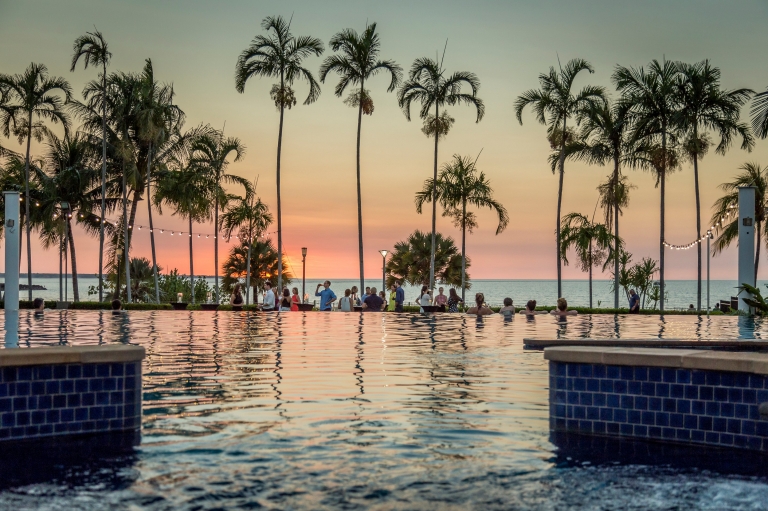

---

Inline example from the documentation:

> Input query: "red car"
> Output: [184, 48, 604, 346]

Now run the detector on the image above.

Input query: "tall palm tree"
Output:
[559, 212, 620, 308]
[567, 99, 632, 307]
[0, 63, 72, 299]
[235, 15, 324, 293]
[385, 230, 466, 288]
[71, 28, 111, 302]
[189, 130, 250, 301]
[154, 155, 211, 303]
[220, 185, 273, 304]
[397, 54, 484, 293]
[415, 154, 508, 301]
[614, 59, 680, 311]
[751, 85, 768, 139]
[674, 60, 754, 310]
[319, 22, 401, 296]
[514, 59, 603, 299]
[711, 162, 767, 283]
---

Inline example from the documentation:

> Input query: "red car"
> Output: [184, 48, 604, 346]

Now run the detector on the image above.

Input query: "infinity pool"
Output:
[1, 311, 767, 510]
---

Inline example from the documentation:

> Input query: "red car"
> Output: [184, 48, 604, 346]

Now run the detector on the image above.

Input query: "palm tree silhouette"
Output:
[235, 15, 324, 294]
[319, 22, 401, 296]
[515, 58, 603, 300]
[398, 51, 484, 293]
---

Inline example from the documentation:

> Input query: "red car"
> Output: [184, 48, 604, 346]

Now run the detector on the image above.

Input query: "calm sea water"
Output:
[15, 275, 761, 310]
[0, 310, 766, 509]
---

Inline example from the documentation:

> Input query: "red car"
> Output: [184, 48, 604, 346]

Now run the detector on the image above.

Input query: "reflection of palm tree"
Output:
[711, 162, 768, 282]
[71, 29, 112, 302]
[236, 15, 324, 293]
[398, 55, 484, 293]
[0, 63, 72, 300]
[515, 58, 603, 299]
[415, 154, 508, 302]
[320, 23, 401, 295]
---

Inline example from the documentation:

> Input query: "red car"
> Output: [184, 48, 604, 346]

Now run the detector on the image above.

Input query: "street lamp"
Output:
[115, 247, 123, 301]
[379, 249, 388, 293]
[60, 201, 70, 302]
[301, 247, 308, 303]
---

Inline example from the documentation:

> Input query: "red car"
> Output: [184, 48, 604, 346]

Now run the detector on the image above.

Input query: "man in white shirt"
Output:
[262, 281, 276, 312]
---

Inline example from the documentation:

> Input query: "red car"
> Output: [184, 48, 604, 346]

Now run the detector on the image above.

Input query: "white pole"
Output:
[738, 187, 756, 313]
[706, 231, 710, 316]
[4, 191, 20, 347]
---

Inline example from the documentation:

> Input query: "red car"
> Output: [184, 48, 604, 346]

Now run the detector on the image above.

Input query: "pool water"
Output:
[1, 310, 767, 510]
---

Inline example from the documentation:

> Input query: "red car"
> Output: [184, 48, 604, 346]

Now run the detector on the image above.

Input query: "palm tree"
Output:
[220, 185, 273, 304]
[0, 63, 72, 299]
[514, 58, 603, 299]
[560, 212, 620, 308]
[385, 230, 467, 288]
[319, 22, 401, 296]
[711, 162, 767, 283]
[235, 15, 324, 293]
[414, 154, 508, 301]
[154, 155, 211, 303]
[751, 85, 768, 139]
[71, 28, 112, 302]
[614, 59, 681, 311]
[397, 54, 484, 293]
[189, 131, 250, 302]
[674, 60, 754, 310]
[221, 238, 293, 298]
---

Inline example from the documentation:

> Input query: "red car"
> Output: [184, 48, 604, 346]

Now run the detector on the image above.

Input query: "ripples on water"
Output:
[0, 310, 767, 510]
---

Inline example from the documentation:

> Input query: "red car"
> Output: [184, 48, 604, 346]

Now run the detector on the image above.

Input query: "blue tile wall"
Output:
[0, 361, 141, 441]
[550, 361, 768, 451]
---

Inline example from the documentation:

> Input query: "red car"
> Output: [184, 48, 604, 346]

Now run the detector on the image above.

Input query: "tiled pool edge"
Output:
[0, 345, 144, 443]
[546, 347, 768, 452]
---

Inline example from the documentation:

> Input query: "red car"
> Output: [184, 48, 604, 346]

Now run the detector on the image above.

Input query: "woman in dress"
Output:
[279, 288, 292, 312]
[350, 286, 361, 307]
[447, 288, 463, 313]
[291, 287, 300, 311]
[338, 289, 354, 312]
[230, 284, 244, 311]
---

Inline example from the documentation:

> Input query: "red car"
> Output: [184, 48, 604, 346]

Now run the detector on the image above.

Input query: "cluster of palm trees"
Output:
[517, 58, 761, 311]
[0, 30, 267, 303]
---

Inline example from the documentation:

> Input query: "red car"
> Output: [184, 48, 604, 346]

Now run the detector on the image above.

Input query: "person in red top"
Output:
[290, 287, 300, 311]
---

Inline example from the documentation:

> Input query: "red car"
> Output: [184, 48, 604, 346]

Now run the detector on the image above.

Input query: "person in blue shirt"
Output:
[394, 281, 405, 312]
[315, 281, 337, 311]
[361, 286, 371, 305]
[629, 289, 640, 314]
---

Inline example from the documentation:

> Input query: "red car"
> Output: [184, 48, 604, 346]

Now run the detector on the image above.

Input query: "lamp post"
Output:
[379, 249, 388, 292]
[115, 247, 123, 301]
[301, 247, 307, 303]
[61, 201, 69, 302]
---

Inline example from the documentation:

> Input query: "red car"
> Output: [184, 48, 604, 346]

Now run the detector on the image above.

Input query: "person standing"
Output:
[279, 288, 292, 312]
[447, 288, 463, 313]
[388, 284, 397, 311]
[338, 289, 354, 312]
[434, 287, 448, 312]
[230, 283, 244, 311]
[315, 281, 337, 312]
[361, 286, 371, 304]
[262, 281, 276, 312]
[291, 287, 300, 311]
[362, 286, 384, 312]
[394, 281, 405, 312]
[351, 286, 361, 306]
[629, 289, 640, 314]
[418, 285, 431, 313]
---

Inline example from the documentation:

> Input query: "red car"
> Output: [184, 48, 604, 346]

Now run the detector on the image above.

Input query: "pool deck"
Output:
[526, 338, 768, 350]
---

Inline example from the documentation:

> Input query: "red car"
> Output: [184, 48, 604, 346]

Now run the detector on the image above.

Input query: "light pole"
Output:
[61, 201, 69, 302]
[116, 247, 123, 301]
[301, 247, 307, 303]
[707, 230, 711, 316]
[379, 249, 388, 293]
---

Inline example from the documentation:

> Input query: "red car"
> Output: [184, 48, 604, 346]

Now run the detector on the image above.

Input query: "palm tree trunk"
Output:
[613, 157, 620, 309]
[125, 167, 136, 303]
[693, 129, 702, 310]
[67, 217, 79, 302]
[356, 81, 365, 297]
[24, 114, 33, 301]
[189, 215, 195, 304]
[555, 119, 566, 300]
[429, 102, 439, 293]
[588, 242, 593, 309]
[461, 199, 467, 303]
[276, 71, 285, 294]
[755, 219, 761, 286]
[214, 194, 219, 302]
[98, 70, 107, 303]
[146, 143, 160, 303]
[245, 240, 252, 306]
[660, 130, 666, 312]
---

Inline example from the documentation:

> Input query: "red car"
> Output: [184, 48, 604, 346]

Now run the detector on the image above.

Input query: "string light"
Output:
[664, 205, 736, 250]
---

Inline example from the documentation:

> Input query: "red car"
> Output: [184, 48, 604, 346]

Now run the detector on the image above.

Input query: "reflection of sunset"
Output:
[0, 1, 766, 282]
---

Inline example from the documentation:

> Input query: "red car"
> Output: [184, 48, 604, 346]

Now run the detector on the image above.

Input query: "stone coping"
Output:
[0, 345, 145, 367]
[544, 346, 768, 375]
[526, 338, 768, 349]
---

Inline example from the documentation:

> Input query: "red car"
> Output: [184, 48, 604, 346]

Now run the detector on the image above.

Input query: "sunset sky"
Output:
[1, 0, 768, 280]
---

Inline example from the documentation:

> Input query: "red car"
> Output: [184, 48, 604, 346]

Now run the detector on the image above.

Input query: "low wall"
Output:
[546, 347, 768, 451]
[0, 345, 144, 443]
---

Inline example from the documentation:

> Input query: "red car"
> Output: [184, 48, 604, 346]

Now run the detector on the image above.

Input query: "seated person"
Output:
[520, 299, 546, 315]
[111, 299, 122, 311]
[466, 293, 494, 316]
[498, 297, 515, 318]
[550, 297, 578, 316]
[33, 297, 45, 312]
[362, 286, 384, 312]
